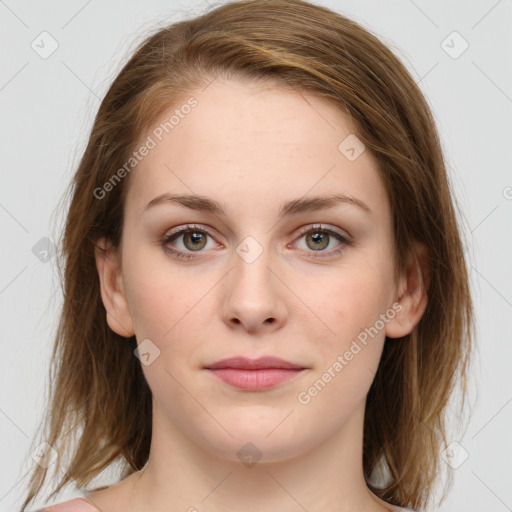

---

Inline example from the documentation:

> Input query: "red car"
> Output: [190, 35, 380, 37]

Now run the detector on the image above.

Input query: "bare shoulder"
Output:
[389, 505, 415, 512]
[34, 498, 101, 512]
[82, 475, 138, 512]
[373, 496, 413, 512]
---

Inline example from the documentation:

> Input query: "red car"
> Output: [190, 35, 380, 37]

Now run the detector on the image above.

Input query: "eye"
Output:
[161, 224, 217, 260]
[161, 223, 352, 261]
[292, 224, 352, 258]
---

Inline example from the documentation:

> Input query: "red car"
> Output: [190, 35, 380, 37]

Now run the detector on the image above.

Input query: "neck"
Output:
[94, 400, 392, 512]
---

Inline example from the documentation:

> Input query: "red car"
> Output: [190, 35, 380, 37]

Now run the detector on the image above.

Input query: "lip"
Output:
[204, 357, 308, 391]
[205, 356, 306, 370]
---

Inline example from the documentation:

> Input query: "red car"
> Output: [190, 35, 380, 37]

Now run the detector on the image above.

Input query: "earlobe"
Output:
[94, 237, 135, 338]
[385, 242, 429, 339]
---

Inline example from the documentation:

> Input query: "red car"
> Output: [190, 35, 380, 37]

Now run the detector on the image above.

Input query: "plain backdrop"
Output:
[1, 0, 511, 510]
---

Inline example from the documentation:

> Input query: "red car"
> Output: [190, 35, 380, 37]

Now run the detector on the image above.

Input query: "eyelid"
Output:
[163, 223, 213, 239]
[162, 223, 221, 248]
[162, 223, 351, 242]
[292, 223, 352, 243]
[161, 222, 352, 259]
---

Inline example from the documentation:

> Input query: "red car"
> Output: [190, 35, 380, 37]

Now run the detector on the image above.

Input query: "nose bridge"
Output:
[232, 234, 276, 299]
[221, 233, 287, 332]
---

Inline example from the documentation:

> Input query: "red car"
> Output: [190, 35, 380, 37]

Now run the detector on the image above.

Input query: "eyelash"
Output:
[161, 223, 352, 261]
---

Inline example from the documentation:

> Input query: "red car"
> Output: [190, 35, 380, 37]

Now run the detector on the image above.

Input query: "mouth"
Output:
[204, 356, 309, 391]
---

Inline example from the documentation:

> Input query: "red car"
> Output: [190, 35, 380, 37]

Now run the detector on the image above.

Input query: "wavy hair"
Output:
[21, 0, 473, 510]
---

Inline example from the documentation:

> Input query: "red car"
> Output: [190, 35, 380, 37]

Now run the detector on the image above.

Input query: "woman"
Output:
[22, 0, 473, 510]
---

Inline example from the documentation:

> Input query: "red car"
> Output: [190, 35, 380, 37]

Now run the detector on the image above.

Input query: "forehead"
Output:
[125, 78, 388, 219]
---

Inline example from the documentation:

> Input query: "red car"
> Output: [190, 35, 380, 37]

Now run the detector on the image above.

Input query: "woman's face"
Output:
[102, 77, 411, 463]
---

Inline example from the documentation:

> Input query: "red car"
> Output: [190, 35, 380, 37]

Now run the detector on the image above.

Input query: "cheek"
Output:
[295, 266, 393, 409]
[296, 273, 391, 414]
[123, 255, 205, 416]
[308, 262, 393, 346]
[123, 248, 215, 377]
[123, 246, 195, 338]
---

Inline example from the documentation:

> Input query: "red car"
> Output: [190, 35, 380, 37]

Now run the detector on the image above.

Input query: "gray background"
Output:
[1, 0, 511, 510]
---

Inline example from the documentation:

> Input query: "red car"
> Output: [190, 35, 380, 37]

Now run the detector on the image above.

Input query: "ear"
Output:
[94, 237, 135, 338]
[385, 241, 430, 339]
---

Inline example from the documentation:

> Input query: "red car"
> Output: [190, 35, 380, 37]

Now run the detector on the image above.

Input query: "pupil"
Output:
[309, 231, 328, 250]
[186, 231, 205, 250]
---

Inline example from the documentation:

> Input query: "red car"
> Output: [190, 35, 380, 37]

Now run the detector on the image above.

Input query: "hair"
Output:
[21, 0, 474, 510]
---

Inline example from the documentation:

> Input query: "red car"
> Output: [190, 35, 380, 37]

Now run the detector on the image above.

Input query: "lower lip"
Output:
[206, 368, 306, 391]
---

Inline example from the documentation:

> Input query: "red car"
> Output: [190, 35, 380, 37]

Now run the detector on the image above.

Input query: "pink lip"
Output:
[204, 356, 308, 391]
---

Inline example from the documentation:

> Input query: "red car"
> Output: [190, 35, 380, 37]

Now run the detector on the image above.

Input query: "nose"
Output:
[220, 238, 288, 334]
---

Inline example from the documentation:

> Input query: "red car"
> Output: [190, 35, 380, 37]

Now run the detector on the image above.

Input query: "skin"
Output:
[91, 77, 427, 512]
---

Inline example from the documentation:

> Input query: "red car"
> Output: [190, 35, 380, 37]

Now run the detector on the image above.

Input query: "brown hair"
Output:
[21, 0, 473, 510]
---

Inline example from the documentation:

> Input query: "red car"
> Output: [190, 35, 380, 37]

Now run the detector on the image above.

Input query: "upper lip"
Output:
[205, 356, 307, 370]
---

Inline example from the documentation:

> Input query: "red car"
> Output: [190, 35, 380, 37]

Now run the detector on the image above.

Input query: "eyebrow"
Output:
[144, 193, 371, 217]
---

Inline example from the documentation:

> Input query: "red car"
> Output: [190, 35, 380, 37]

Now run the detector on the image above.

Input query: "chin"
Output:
[194, 418, 317, 465]
[210, 437, 310, 466]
